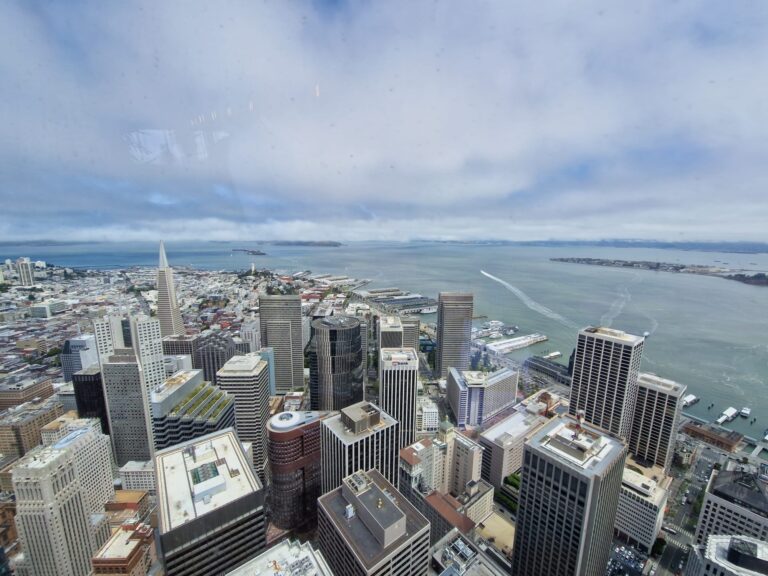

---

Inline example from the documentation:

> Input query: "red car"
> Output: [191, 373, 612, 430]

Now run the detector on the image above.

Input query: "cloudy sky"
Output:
[1, 1, 767, 242]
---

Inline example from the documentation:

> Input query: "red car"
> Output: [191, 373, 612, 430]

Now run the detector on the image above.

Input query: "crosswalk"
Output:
[665, 524, 695, 541]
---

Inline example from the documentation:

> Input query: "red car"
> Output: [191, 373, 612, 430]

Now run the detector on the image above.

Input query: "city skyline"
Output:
[1, 2, 767, 243]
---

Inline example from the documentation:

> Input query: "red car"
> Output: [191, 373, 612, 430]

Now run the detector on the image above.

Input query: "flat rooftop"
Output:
[480, 410, 548, 445]
[152, 370, 201, 401]
[155, 428, 262, 532]
[581, 326, 644, 346]
[319, 469, 428, 570]
[454, 368, 516, 388]
[268, 411, 327, 432]
[531, 416, 625, 476]
[0, 397, 61, 425]
[94, 525, 153, 560]
[380, 316, 402, 330]
[711, 464, 768, 517]
[217, 353, 266, 376]
[120, 460, 154, 473]
[225, 539, 332, 576]
[704, 535, 768, 576]
[325, 404, 397, 445]
[637, 372, 686, 397]
[380, 348, 418, 365]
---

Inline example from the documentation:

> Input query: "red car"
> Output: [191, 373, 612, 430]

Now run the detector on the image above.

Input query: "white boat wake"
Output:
[480, 270, 579, 330]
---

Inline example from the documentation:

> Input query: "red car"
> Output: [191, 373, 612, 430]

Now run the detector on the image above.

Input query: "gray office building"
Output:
[60, 335, 99, 382]
[317, 469, 430, 576]
[193, 330, 238, 385]
[436, 293, 473, 378]
[568, 326, 645, 439]
[312, 316, 364, 411]
[512, 416, 627, 576]
[259, 295, 304, 393]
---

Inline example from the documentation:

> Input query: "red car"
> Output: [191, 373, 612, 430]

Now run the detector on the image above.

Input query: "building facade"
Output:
[60, 335, 99, 382]
[156, 241, 185, 337]
[436, 292, 473, 379]
[512, 416, 627, 576]
[614, 464, 670, 553]
[686, 535, 768, 576]
[259, 294, 304, 393]
[72, 365, 110, 434]
[321, 402, 400, 493]
[312, 316, 364, 411]
[379, 348, 419, 450]
[447, 367, 519, 428]
[568, 326, 645, 439]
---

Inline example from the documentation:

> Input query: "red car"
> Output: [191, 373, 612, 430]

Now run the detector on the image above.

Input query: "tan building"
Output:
[0, 377, 54, 410]
[0, 397, 64, 459]
[91, 523, 157, 576]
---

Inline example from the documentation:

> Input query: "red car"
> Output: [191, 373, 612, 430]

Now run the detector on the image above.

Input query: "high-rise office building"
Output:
[614, 462, 670, 553]
[225, 539, 333, 576]
[239, 317, 261, 352]
[60, 334, 99, 382]
[267, 411, 331, 531]
[13, 429, 113, 576]
[379, 348, 419, 450]
[216, 353, 271, 482]
[695, 461, 768, 545]
[15, 258, 34, 287]
[102, 349, 153, 466]
[378, 316, 403, 349]
[436, 293, 473, 378]
[687, 535, 768, 576]
[312, 316, 364, 411]
[447, 367, 519, 428]
[317, 469, 431, 576]
[512, 416, 627, 576]
[321, 402, 399, 493]
[629, 372, 686, 471]
[130, 316, 165, 392]
[72, 365, 110, 434]
[568, 326, 645, 438]
[155, 429, 267, 576]
[193, 330, 237, 385]
[93, 315, 126, 362]
[162, 333, 201, 361]
[156, 241, 184, 337]
[402, 316, 420, 351]
[151, 369, 236, 450]
[259, 294, 304, 393]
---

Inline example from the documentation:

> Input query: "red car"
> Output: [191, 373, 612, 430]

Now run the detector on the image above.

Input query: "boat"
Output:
[543, 351, 562, 360]
[718, 407, 739, 423]
[682, 394, 699, 407]
[741, 407, 752, 418]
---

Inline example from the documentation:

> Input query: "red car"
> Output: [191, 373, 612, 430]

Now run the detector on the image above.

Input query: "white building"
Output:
[478, 408, 549, 489]
[13, 428, 113, 576]
[118, 460, 156, 494]
[447, 367, 519, 428]
[695, 462, 768, 545]
[321, 402, 400, 493]
[614, 463, 670, 553]
[60, 334, 100, 382]
[93, 315, 126, 362]
[225, 539, 333, 576]
[416, 397, 439, 433]
[686, 535, 768, 576]
[216, 353, 271, 483]
[379, 348, 419, 450]
[239, 317, 261, 352]
[16, 257, 35, 286]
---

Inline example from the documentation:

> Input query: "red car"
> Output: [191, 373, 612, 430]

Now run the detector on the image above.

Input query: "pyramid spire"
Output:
[159, 240, 169, 269]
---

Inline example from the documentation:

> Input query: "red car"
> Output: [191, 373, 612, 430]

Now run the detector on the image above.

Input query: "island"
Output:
[232, 249, 267, 256]
[266, 241, 342, 247]
[551, 258, 768, 287]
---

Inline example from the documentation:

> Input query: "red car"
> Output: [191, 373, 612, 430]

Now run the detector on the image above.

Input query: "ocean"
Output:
[4, 240, 768, 439]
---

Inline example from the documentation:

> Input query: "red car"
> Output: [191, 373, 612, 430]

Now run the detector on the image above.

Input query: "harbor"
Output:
[482, 333, 548, 354]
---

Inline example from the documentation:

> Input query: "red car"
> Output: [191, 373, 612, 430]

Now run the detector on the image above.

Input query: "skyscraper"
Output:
[15, 257, 34, 287]
[239, 317, 261, 352]
[321, 402, 400, 493]
[379, 348, 419, 450]
[72, 365, 110, 434]
[378, 316, 404, 349]
[259, 294, 304, 393]
[629, 372, 685, 471]
[317, 469, 430, 576]
[13, 428, 113, 576]
[130, 315, 166, 393]
[60, 334, 99, 382]
[267, 411, 331, 531]
[312, 316, 364, 411]
[156, 241, 184, 337]
[401, 316, 421, 351]
[93, 315, 125, 362]
[216, 353, 272, 483]
[155, 429, 267, 576]
[447, 367, 519, 428]
[512, 416, 627, 576]
[436, 293, 473, 378]
[102, 348, 153, 466]
[568, 326, 645, 438]
[193, 330, 237, 385]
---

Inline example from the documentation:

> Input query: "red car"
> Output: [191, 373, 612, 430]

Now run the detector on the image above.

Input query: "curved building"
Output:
[267, 411, 330, 531]
[311, 316, 364, 411]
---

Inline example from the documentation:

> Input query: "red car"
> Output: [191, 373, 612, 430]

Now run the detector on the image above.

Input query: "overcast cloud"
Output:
[1, 1, 767, 242]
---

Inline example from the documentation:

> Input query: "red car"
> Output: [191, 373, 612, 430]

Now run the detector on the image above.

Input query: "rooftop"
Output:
[267, 410, 327, 432]
[380, 316, 403, 330]
[217, 353, 266, 376]
[155, 428, 262, 532]
[119, 460, 154, 473]
[711, 464, 768, 517]
[152, 370, 201, 401]
[581, 326, 645, 346]
[312, 315, 360, 330]
[480, 410, 548, 446]
[452, 367, 516, 388]
[703, 535, 768, 576]
[531, 416, 625, 476]
[318, 469, 429, 570]
[380, 348, 418, 366]
[637, 372, 687, 397]
[324, 402, 397, 444]
[0, 397, 61, 426]
[94, 524, 153, 560]
[225, 539, 333, 576]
